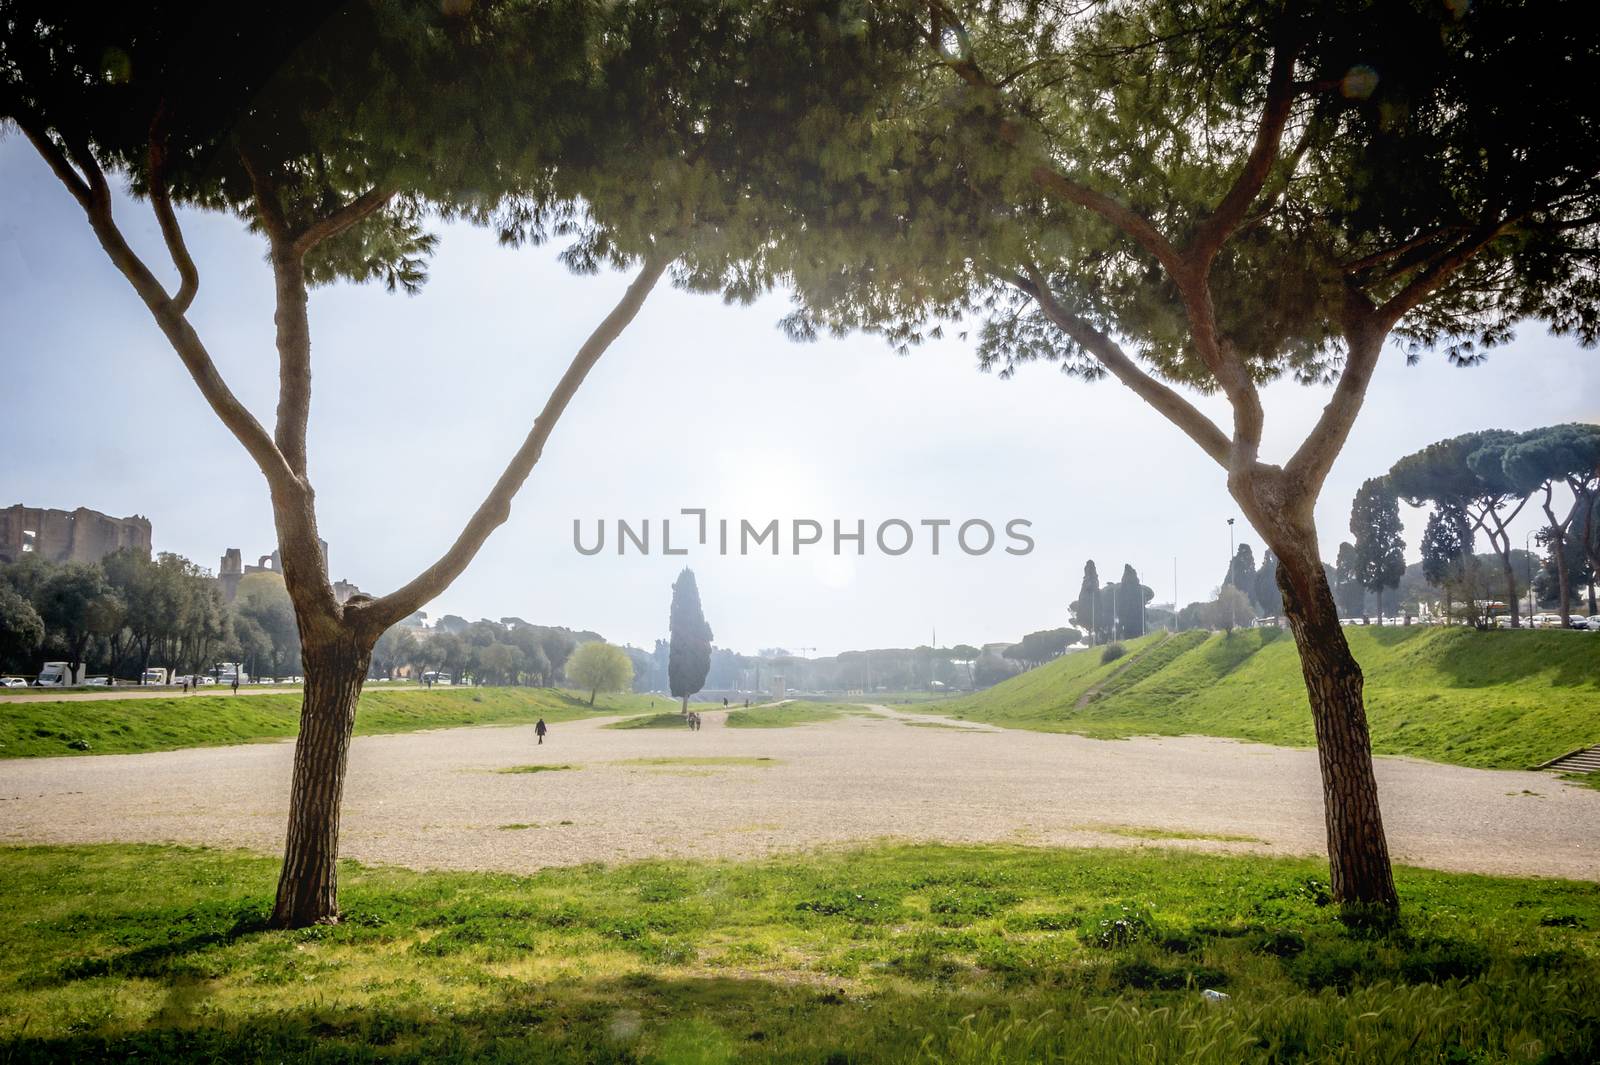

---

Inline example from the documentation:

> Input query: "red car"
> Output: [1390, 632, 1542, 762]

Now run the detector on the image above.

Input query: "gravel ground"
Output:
[2, 705, 1595, 880]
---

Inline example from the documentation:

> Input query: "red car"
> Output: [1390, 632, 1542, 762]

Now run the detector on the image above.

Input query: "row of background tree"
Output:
[0, 550, 599, 687]
[1348, 423, 1599, 627]
[0, 550, 1045, 693]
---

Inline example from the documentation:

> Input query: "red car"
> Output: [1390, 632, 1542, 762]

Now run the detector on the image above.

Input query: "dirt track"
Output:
[2, 705, 1596, 880]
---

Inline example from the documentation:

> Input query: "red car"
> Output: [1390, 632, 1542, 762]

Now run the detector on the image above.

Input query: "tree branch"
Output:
[14, 112, 297, 494]
[1284, 291, 1386, 492]
[1025, 164, 1186, 276]
[1001, 262, 1233, 467]
[1188, 35, 1302, 263]
[146, 122, 199, 314]
[1341, 226, 1462, 276]
[360, 252, 674, 630]
[1373, 219, 1516, 330]
[292, 183, 395, 258]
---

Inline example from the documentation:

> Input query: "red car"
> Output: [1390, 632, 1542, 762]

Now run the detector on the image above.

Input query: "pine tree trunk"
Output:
[270, 629, 372, 929]
[1542, 494, 1572, 627]
[1554, 540, 1571, 626]
[1496, 548, 1520, 627]
[1274, 538, 1399, 915]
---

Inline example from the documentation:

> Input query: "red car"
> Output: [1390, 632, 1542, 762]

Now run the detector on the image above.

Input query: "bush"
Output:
[1101, 643, 1127, 664]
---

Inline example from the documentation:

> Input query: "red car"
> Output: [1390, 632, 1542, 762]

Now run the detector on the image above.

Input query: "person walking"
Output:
[535, 718, 548, 745]
[231, 675, 240, 695]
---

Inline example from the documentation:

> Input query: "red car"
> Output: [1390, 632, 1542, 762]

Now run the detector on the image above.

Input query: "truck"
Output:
[34, 662, 86, 687]
[141, 667, 172, 685]
[215, 663, 250, 686]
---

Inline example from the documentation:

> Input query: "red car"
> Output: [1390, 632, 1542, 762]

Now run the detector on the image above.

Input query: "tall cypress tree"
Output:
[668, 568, 713, 713]
[1116, 564, 1147, 638]
[1072, 561, 1100, 645]
[1222, 544, 1258, 605]
[1350, 478, 1407, 621]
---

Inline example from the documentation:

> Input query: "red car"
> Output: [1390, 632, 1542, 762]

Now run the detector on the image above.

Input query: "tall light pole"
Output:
[1525, 532, 1536, 622]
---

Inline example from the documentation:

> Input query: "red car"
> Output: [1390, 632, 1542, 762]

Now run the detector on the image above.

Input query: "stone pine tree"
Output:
[766, 0, 1600, 913]
[1500, 424, 1600, 627]
[1390, 431, 1532, 628]
[1349, 478, 1406, 621]
[1, 0, 901, 927]
[1071, 561, 1102, 644]
[1116, 565, 1148, 639]
[668, 569, 714, 713]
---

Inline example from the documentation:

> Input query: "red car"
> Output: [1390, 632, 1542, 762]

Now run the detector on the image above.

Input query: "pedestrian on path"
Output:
[535, 718, 548, 745]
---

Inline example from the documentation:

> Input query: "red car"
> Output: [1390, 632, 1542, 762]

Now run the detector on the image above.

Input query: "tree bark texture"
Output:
[1272, 534, 1399, 913]
[270, 628, 374, 928]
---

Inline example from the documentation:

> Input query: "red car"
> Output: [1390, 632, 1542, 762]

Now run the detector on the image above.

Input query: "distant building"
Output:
[0, 504, 151, 565]
[218, 538, 360, 604]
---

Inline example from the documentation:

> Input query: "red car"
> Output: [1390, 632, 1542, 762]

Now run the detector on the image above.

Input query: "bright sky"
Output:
[3, 141, 1597, 654]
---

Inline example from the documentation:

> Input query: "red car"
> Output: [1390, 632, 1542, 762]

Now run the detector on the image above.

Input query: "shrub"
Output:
[1101, 643, 1127, 664]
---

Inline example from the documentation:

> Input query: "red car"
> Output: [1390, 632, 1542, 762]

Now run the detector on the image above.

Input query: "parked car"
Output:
[85, 676, 110, 686]
[0, 676, 29, 688]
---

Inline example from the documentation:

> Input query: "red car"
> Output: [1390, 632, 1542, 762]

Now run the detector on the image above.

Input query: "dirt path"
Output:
[2, 711, 1596, 880]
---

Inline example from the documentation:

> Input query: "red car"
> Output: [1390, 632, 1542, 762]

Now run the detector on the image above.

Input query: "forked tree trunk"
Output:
[270, 628, 374, 928]
[1272, 533, 1399, 914]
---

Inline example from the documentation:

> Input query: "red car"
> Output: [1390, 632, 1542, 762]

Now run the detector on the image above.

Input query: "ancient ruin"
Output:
[0, 505, 151, 565]
[218, 538, 362, 604]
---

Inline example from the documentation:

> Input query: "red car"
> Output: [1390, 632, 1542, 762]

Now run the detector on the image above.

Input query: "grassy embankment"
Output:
[0, 687, 663, 759]
[1, 842, 1597, 1062]
[724, 702, 858, 728]
[920, 627, 1600, 769]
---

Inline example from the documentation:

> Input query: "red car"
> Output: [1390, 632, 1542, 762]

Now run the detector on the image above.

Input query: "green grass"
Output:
[605, 712, 693, 730]
[498, 764, 579, 775]
[724, 702, 851, 729]
[0, 687, 664, 759]
[615, 756, 779, 768]
[927, 627, 1600, 769]
[1077, 823, 1266, 844]
[864, 690, 964, 705]
[2, 842, 1598, 1062]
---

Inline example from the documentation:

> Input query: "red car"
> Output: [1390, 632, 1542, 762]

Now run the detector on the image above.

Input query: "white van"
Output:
[34, 662, 85, 687]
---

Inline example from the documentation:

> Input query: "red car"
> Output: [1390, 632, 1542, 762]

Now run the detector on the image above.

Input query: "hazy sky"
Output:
[3, 141, 1597, 654]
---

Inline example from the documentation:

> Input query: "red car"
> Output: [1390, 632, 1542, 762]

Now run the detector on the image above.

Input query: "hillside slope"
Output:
[925, 628, 1600, 769]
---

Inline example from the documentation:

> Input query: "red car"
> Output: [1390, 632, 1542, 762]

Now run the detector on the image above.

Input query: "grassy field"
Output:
[1, 842, 1597, 1062]
[724, 702, 855, 728]
[923, 627, 1600, 769]
[863, 690, 965, 706]
[0, 687, 663, 759]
